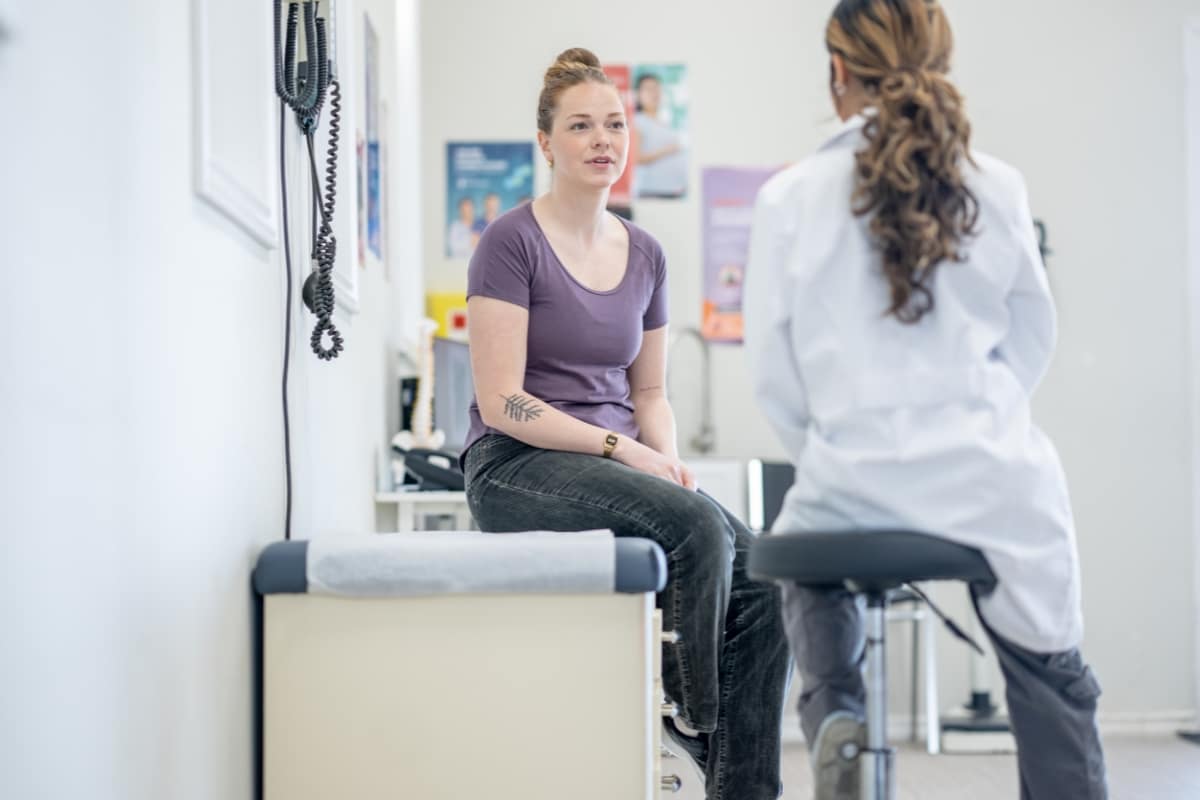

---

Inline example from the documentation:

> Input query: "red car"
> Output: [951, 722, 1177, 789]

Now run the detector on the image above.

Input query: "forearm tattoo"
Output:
[501, 393, 545, 423]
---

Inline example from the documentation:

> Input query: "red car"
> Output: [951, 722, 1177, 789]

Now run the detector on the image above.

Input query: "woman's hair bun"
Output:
[553, 47, 600, 69]
[537, 47, 611, 133]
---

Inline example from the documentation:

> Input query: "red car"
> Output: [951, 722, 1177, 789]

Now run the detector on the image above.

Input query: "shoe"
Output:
[812, 711, 865, 800]
[661, 717, 708, 789]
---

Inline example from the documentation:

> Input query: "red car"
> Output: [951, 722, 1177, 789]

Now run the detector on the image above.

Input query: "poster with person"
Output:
[601, 63, 636, 215]
[631, 64, 689, 199]
[445, 142, 534, 259]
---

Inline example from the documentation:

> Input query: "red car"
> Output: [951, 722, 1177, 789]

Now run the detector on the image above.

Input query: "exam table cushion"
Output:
[253, 531, 667, 597]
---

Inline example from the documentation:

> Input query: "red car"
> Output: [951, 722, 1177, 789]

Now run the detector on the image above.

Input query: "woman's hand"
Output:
[614, 438, 696, 491]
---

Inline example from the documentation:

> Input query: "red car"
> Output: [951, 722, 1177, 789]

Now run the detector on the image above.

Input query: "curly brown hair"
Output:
[536, 48, 613, 135]
[827, 0, 979, 323]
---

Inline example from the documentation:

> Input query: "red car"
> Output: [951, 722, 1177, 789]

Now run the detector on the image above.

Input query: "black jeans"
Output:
[464, 434, 790, 799]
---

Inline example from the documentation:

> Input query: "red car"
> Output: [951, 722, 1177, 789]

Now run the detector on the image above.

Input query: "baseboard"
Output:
[940, 729, 1016, 754]
[780, 709, 1198, 745]
[1094, 709, 1198, 736]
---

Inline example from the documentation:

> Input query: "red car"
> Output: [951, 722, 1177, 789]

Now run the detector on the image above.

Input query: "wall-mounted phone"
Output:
[273, 0, 347, 541]
[274, 0, 343, 361]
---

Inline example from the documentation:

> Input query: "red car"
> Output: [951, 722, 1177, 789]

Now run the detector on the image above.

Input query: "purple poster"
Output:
[700, 166, 780, 343]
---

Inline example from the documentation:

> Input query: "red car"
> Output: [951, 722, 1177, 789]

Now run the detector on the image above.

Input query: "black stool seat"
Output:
[749, 529, 995, 594]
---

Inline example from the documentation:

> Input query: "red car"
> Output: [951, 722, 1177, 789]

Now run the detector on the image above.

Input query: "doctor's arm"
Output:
[468, 297, 693, 487]
[994, 179, 1057, 395]
[744, 193, 811, 464]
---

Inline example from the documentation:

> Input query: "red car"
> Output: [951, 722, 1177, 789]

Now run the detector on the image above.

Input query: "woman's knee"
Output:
[650, 490, 736, 563]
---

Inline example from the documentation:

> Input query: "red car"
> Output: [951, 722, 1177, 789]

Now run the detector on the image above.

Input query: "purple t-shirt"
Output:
[462, 203, 669, 457]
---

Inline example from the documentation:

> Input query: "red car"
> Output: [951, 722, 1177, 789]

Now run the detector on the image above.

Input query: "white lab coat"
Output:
[744, 114, 1082, 653]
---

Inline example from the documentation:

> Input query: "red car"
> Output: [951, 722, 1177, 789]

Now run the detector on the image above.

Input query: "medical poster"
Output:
[445, 142, 534, 260]
[601, 63, 636, 214]
[356, 129, 366, 267]
[380, 102, 391, 280]
[364, 12, 382, 260]
[701, 166, 779, 343]
[631, 64, 689, 199]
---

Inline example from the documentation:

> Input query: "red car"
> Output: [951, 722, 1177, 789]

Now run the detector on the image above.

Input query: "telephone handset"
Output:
[392, 446, 466, 492]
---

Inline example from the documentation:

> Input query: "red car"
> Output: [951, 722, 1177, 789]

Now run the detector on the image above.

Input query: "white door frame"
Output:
[1184, 16, 1200, 726]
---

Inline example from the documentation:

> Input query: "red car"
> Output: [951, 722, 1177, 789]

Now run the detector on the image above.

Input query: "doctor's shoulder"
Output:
[757, 148, 854, 219]
[965, 150, 1034, 223]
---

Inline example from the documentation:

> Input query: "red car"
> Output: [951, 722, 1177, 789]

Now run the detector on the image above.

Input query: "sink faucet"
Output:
[667, 325, 716, 455]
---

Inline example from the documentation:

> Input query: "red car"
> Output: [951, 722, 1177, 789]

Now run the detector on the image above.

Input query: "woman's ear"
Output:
[831, 52, 849, 90]
[536, 130, 553, 167]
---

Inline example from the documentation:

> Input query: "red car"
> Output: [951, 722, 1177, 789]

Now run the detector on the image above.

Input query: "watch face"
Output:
[606, 434, 618, 446]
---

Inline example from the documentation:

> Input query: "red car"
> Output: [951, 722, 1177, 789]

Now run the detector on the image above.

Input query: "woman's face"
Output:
[540, 81, 628, 191]
[637, 78, 661, 113]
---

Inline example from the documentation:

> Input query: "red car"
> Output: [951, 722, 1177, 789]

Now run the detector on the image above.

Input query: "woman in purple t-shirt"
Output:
[461, 48, 789, 799]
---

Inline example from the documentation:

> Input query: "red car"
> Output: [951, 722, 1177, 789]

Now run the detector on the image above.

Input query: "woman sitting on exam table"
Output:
[743, 1, 1108, 798]
[460, 48, 789, 800]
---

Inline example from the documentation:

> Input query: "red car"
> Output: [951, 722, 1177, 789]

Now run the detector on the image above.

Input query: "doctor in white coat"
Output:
[743, 1, 1108, 798]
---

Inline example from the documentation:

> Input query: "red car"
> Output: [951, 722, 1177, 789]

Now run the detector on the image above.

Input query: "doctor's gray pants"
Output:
[782, 583, 1108, 800]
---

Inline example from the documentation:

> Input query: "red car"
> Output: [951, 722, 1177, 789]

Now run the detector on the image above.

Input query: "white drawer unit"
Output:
[254, 532, 681, 799]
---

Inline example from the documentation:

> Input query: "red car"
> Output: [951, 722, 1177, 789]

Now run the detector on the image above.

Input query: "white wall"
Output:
[420, 0, 1200, 722]
[0, 0, 421, 797]
[1185, 15, 1200, 728]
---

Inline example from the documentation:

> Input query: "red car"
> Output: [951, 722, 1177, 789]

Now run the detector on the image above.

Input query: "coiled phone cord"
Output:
[304, 77, 343, 360]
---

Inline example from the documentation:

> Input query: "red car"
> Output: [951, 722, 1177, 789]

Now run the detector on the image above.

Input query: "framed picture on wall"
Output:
[444, 142, 534, 260]
[364, 10, 382, 261]
[632, 64, 689, 200]
[701, 166, 780, 343]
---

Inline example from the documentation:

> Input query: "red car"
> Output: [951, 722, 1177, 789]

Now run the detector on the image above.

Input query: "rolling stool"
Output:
[748, 529, 996, 800]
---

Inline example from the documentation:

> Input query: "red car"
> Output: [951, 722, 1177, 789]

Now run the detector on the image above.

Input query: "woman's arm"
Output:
[469, 296, 693, 486]
[637, 141, 681, 166]
[628, 325, 695, 490]
[994, 175, 1057, 396]
[744, 182, 812, 467]
[628, 326, 678, 457]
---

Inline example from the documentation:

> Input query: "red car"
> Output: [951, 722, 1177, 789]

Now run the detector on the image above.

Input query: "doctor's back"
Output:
[744, 44, 1082, 652]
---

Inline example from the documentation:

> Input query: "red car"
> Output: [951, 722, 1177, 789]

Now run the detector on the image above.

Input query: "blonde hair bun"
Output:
[537, 47, 612, 133]
[552, 47, 601, 70]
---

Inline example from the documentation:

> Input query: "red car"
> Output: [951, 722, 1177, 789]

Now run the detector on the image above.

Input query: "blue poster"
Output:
[364, 13, 381, 260]
[367, 141, 380, 258]
[445, 142, 534, 260]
